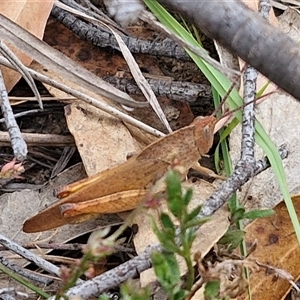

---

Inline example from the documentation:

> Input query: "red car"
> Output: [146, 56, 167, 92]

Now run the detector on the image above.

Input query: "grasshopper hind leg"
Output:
[192, 162, 226, 180]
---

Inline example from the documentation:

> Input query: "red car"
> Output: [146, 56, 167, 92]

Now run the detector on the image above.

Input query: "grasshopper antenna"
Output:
[211, 65, 248, 118]
[211, 65, 275, 122]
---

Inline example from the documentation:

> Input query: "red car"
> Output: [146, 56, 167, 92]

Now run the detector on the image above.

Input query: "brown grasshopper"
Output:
[23, 115, 220, 233]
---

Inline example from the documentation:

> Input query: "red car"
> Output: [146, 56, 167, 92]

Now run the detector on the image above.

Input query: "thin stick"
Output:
[0, 288, 28, 299]
[0, 68, 27, 161]
[0, 234, 61, 277]
[0, 131, 74, 147]
[199, 0, 269, 218]
[0, 109, 44, 123]
[0, 41, 42, 109]
[0, 255, 51, 284]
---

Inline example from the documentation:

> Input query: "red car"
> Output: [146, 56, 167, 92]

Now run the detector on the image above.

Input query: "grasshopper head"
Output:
[192, 115, 217, 156]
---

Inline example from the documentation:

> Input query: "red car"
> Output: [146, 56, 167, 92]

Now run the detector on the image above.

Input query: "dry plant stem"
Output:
[0, 289, 28, 300]
[0, 132, 74, 147]
[0, 109, 44, 123]
[103, 75, 211, 102]
[200, 74, 257, 216]
[0, 255, 51, 285]
[0, 234, 61, 277]
[0, 69, 27, 161]
[0, 41, 42, 109]
[0, 243, 84, 251]
[59, 244, 159, 299]
[51, 4, 190, 61]
[0, 57, 165, 138]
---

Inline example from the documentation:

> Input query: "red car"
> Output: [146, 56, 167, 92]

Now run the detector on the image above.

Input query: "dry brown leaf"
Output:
[0, 0, 53, 92]
[237, 195, 300, 300]
[65, 103, 141, 176]
[135, 179, 230, 287]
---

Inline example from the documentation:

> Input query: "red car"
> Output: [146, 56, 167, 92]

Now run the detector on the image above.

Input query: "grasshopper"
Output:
[23, 115, 220, 233]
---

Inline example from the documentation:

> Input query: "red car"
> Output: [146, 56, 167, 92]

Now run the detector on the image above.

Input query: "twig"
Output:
[0, 255, 51, 284]
[0, 132, 74, 147]
[0, 109, 45, 123]
[199, 0, 269, 218]
[0, 41, 42, 109]
[200, 68, 257, 216]
[0, 234, 61, 277]
[58, 244, 159, 299]
[0, 68, 27, 161]
[0, 243, 84, 252]
[51, 4, 190, 61]
[103, 75, 211, 103]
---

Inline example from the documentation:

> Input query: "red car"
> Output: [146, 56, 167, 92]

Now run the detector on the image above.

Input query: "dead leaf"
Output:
[236, 195, 300, 300]
[0, 0, 54, 91]
[65, 103, 141, 176]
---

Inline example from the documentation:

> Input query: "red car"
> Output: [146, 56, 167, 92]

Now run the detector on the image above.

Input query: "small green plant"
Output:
[218, 201, 275, 252]
[151, 170, 209, 300]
